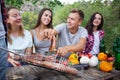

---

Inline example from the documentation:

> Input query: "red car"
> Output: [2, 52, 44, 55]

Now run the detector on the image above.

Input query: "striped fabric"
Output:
[82, 30, 105, 54]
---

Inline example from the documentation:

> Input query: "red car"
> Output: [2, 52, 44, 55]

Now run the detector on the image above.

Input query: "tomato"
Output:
[79, 53, 84, 57]
[62, 60, 68, 66]
[107, 57, 114, 61]
[79, 53, 92, 58]
[87, 53, 93, 58]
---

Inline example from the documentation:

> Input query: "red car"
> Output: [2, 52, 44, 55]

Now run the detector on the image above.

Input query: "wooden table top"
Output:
[6, 64, 120, 80]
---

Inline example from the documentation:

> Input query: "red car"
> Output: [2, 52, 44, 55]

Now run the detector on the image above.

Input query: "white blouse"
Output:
[90, 31, 100, 55]
[8, 30, 33, 55]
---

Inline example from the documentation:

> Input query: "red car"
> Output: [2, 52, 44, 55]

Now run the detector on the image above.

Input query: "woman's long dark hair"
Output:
[86, 12, 104, 35]
[34, 8, 53, 29]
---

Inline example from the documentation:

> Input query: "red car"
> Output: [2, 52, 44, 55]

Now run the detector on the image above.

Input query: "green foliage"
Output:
[111, 0, 120, 19]
[5, 0, 38, 9]
[53, 5, 72, 26]
[5, 0, 24, 8]
[47, 0, 63, 10]
[22, 11, 37, 30]
[30, 0, 38, 5]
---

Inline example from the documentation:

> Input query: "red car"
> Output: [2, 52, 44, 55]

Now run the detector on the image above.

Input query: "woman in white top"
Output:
[6, 7, 33, 67]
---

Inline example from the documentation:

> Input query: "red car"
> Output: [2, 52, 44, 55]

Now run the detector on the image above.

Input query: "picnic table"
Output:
[6, 65, 120, 80]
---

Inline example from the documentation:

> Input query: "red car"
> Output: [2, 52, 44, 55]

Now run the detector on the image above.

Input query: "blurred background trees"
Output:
[5, 0, 120, 53]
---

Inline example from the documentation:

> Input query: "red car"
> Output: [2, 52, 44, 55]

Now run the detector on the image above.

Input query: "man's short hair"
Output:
[70, 9, 84, 20]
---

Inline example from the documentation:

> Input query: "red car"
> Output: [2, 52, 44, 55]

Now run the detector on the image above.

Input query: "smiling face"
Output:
[67, 13, 82, 30]
[93, 14, 102, 27]
[7, 9, 22, 27]
[41, 10, 52, 26]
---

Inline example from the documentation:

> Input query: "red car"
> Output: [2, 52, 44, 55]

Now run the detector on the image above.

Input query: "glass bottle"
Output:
[113, 41, 118, 54]
[114, 48, 120, 70]
[117, 37, 120, 48]
[100, 38, 106, 53]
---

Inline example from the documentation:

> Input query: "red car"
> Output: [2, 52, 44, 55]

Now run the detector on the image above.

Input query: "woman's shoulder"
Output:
[99, 29, 104, 32]
[24, 29, 30, 33]
[99, 29, 105, 35]
[24, 29, 32, 36]
[29, 29, 36, 37]
[29, 29, 35, 32]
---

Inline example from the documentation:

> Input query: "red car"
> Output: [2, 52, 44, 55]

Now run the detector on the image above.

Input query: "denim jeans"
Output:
[0, 38, 8, 80]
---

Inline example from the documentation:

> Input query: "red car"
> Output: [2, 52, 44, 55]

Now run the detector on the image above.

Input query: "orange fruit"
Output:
[99, 61, 113, 72]
[98, 52, 107, 61]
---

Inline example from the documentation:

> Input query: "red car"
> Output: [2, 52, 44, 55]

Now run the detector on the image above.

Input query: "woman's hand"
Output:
[8, 58, 21, 67]
[39, 30, 47, 40]
[14, 54, 21, 60]
[8, 52, 20, 60]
